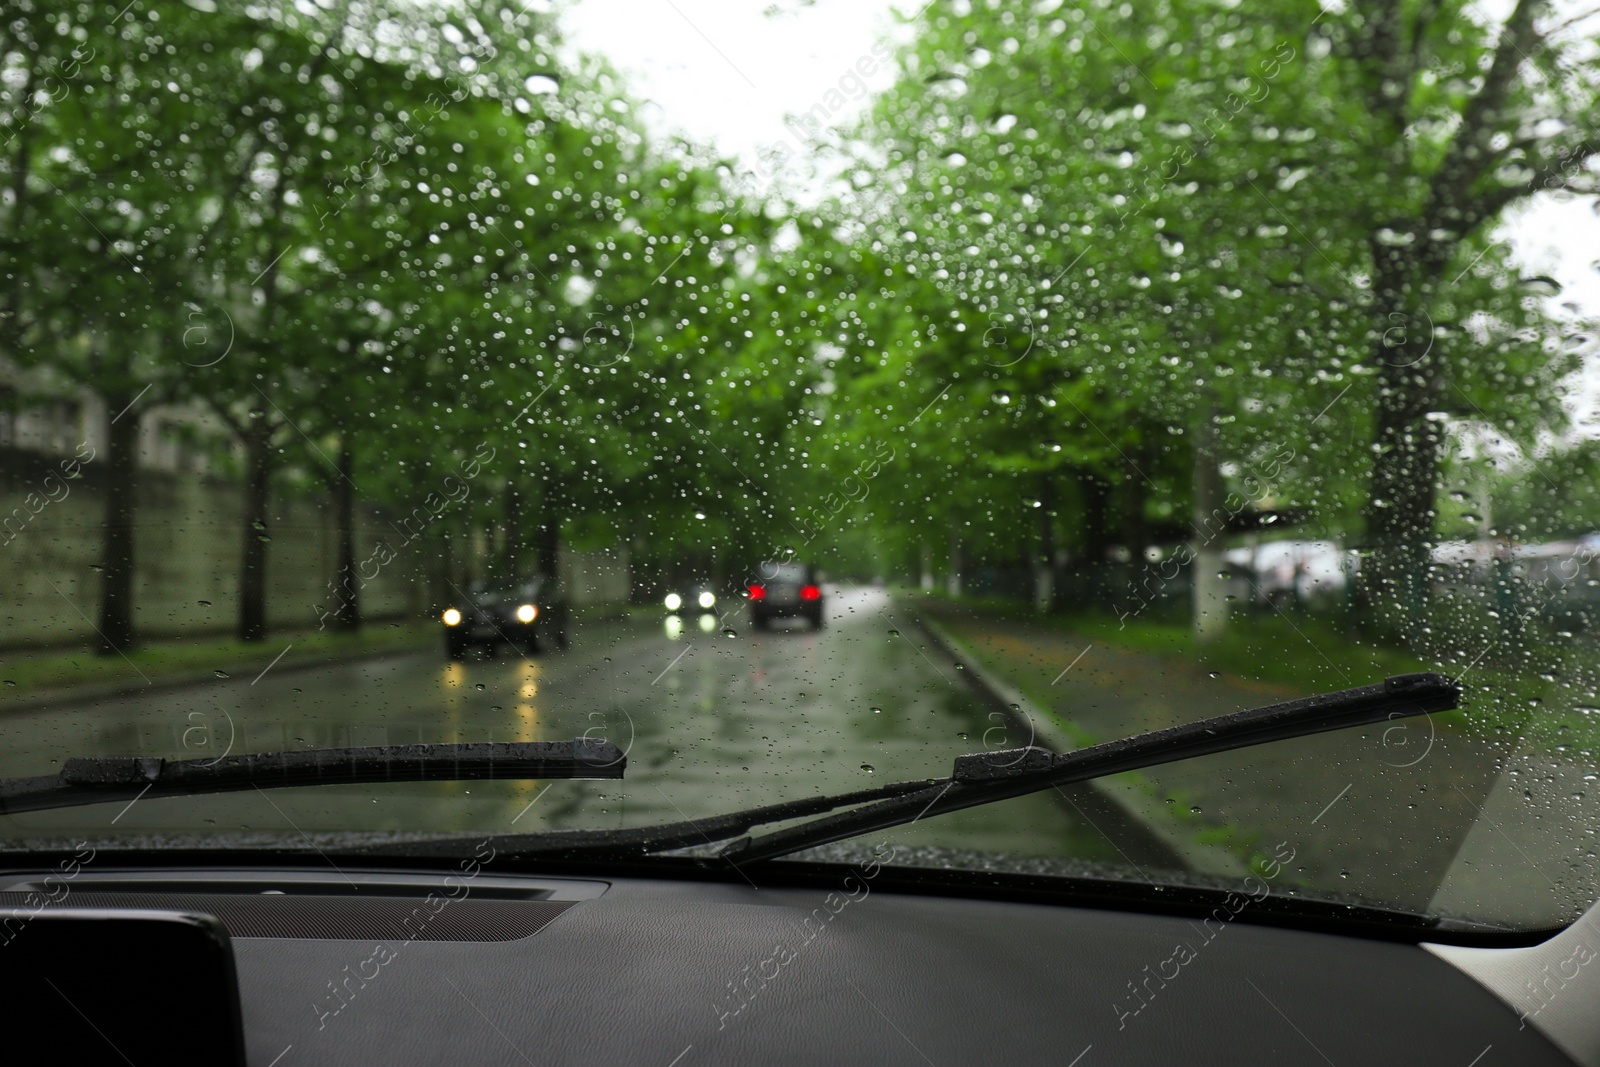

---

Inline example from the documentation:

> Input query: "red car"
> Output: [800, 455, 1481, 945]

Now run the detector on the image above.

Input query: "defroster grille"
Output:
[0, 892, 574, 941]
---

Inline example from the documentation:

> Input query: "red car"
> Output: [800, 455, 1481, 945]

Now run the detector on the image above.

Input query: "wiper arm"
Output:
[340, 674, 1458, 866]
[351, 780, 936, 861]
[720, 672, 1460, 865]
[0, 739, 624, 815]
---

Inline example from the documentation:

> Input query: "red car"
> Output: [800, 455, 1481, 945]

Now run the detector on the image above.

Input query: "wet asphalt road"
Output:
[0, 587, 1108, 861]
[8, 587, 1593, 928]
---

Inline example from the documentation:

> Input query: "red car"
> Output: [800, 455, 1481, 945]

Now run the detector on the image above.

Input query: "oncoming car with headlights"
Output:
[440, 577, 569, 659]
[662, 579, 719, 616]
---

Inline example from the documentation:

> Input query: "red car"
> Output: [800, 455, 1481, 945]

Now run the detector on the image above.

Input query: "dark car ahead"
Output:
[440, 577, 569, 659]
[747, 562, 824, 630]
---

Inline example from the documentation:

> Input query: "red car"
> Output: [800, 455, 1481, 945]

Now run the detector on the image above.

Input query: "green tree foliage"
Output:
[816, 0, 1597, 636]
[5, 0, 1598, 652]
[1, 0, 821, 642]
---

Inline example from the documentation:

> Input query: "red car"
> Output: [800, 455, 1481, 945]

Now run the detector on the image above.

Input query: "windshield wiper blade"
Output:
[350, 780, 937, 861]
[719, 672, 1460, 865]
[0, 739, 624, 815]
[335, 674, 1458, 866]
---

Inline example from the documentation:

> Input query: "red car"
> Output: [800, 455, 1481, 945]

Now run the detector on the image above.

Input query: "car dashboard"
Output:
[3, 860, 1593, 1066]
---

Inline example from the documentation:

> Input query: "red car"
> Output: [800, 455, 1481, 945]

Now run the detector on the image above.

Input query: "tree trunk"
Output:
[96, 395, 139, 655]
[535, 478, 561, 581]
[436, 530, 456, 607]
[503, 482, 522, 575]
[946, 519, 962, 597]
[1359, 256, 1445, 640]
[458, 524, 476, 589]
[1360, 367, 1443, 638]
[1118, 459, 1149, 564]
[1034, 471, 1055, 613]
[1191, 404, 1228, 643]
[1073, 468, 1114, 610]
[535, 520, 559, 582]
[1079, 470, 1113, 562]
[238, 418, 272, 642]
[330, 441, 359, 632]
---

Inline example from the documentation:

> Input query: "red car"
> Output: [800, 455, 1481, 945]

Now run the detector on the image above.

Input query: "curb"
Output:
[0, 643, 432, 715]
[910, 609, 1245, 877]
[0, 612, 419, 658]
[1, 602, 641, 715]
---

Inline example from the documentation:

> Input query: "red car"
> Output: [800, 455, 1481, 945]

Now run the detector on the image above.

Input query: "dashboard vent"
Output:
[0, 892, 574, 942]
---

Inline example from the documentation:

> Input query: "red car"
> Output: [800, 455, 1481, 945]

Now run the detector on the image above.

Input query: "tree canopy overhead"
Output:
[2, 0, 1598, 649]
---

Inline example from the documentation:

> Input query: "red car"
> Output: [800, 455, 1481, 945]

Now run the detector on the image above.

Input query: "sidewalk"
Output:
[909, 595, 1511, 918]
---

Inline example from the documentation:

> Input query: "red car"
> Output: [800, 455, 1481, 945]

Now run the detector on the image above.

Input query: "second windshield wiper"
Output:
[386, 673, 1459, 865]
[715, 672, 1461, 864]
[0, 739, 625, 815]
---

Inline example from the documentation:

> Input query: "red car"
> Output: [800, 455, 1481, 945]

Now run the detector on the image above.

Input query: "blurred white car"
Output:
[1224, 540, 1352, 606]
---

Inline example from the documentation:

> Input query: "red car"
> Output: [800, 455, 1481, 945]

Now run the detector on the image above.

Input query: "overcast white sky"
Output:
[561, 0, 908, 176]
[561, 0, 1600, 434]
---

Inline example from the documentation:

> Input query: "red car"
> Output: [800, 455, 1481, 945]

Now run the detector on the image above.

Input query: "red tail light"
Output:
[800, 584, 821, 601]
[747, 584, 767, 600]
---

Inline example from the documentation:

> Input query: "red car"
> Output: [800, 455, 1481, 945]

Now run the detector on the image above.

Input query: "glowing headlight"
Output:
[442, 608, 462, 626]
[698, 591, 716, 609]
[516, 604, 537, 623]
[664, 593, 682, 611]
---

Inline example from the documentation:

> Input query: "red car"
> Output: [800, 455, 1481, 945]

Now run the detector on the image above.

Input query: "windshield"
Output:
[3, 0, 1600, 935]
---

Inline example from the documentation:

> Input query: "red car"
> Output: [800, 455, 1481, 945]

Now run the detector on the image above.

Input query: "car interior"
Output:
[6, 0, 1600, 1062]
